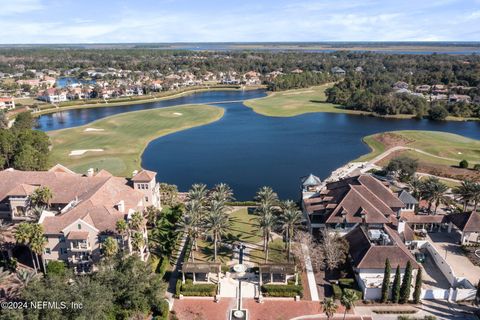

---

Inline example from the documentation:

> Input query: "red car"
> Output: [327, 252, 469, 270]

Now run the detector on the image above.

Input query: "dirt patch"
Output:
[373, 132, 414, 149]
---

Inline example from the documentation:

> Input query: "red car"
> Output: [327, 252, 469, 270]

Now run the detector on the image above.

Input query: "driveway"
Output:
[420, 249, 451, 290]
[428, 232, 480, 285]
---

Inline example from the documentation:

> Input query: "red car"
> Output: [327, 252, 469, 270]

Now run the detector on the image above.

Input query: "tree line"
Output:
[0, 112, 50, 171]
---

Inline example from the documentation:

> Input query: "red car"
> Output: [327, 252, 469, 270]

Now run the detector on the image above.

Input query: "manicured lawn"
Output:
[48, 104, 224, 176]
[193, 207, 289, 265]
[244, 83, 368, 117]
[358, 130, 480, 165]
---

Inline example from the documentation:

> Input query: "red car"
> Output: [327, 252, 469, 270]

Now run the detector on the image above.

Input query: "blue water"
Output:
[36, 90, 480, 200]
[55, 77, 96, 88]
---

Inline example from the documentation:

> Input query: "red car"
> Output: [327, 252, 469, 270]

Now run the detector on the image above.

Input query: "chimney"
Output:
[86, 168, 94, 177]
[398, 219, 406, 235]
[117, 200, 125, 213]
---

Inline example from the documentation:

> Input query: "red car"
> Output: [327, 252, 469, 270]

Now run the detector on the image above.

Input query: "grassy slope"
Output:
[244, 83, 369, 117]
[48, 104, 224, 176]
[357, 130, 480, 166]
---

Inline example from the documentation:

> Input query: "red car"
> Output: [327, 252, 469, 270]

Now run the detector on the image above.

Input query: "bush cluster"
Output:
[261, 284, 303, 297]
[176, 279, 217, 297]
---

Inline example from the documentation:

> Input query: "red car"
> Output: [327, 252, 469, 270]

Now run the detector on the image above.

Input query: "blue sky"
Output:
[1, 0, 479, 43]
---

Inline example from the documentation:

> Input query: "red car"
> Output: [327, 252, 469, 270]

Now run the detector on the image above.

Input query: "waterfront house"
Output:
[448, 94, 471, 104]
[0, 97, 15, 110]
[331, 67, 346, 76]
[37, 88, 68, 103]
[0, 165, 161, 272]
[302, 174, 405, 236]
[415, 84, 431, 93]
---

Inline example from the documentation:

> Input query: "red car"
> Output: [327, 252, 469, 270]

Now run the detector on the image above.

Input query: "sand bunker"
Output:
[84, 128, 105, 132]
[69, 149, 104, 156]
[173, 112, 183, 116]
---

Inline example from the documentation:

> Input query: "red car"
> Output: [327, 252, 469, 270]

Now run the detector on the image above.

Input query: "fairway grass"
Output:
[244, 83, 369, 117]
[48, 104, 224, 176]
[357, 130, 480, 166]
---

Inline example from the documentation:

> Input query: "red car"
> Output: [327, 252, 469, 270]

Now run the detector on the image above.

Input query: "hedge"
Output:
[225, 201, 258, 206]
[157, 258, 171, 279]
[155, 299, 170, 320]
[176, 279, 217, 297]
[332, 284, 342, 299]
[261, 284, 303, 297]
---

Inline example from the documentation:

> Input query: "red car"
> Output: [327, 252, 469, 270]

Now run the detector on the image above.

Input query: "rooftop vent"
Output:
[368, 229, 391, 245]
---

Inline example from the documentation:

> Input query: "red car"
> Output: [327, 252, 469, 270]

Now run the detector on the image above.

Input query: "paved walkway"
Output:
[302, 244, 320, 301]
[165, 234, 188, 307]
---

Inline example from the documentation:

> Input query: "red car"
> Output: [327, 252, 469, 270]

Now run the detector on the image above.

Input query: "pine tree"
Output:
[392, 265, 401, 303]
[400, 261, 413, 304]
[381, 258, 391, 303]
[413, 268, 422, 304]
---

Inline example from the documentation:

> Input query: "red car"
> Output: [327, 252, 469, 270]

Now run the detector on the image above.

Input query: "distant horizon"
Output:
[1, 41, 480, 45]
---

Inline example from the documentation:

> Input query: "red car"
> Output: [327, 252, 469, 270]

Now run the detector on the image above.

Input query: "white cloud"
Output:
[0, 0, 43, 16]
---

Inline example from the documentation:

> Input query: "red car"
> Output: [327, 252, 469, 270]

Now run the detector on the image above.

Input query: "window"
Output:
[144, 184, 148, 190]
[59, 235, 65, 243]
[60, 248, 67, 255]
[77, 223, 82, 230]
[145, 196, 149, 202]
[45, 248, 51, 254]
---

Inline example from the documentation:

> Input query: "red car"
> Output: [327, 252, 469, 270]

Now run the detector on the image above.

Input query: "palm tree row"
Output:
[177, 183, 234, 262]
[409, 177, 449, 214]
[14, 222, 47, 273]
[255, 186, 303, 263]
[453, 180, 480, 212]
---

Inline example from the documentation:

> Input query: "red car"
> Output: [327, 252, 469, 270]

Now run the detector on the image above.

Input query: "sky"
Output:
[1, 0, 479, 43]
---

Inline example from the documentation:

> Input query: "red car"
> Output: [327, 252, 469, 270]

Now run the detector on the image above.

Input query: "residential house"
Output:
[432, 85, 448, 95]
[393, 81, 409, 90]
[37, 88, 67, 103]
[415, 85, 431, 93]
[345, 224, 419, 300]
[331, 67, 346, 76]
[0, 97, 15, 110]
[447, 211, 480, 244]
[0, 164, 161, 273]
[448, 94, 471, 104]
[16, 79, 40, 88]
[302, 174, 405, 236]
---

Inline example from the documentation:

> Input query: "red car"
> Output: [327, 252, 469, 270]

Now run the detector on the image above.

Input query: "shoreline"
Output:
[29, 85, 265, 117]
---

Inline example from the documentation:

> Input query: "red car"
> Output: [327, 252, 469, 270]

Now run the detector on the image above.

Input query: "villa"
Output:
[37, 88, 68, 103]
[0, 97, 15, 110]
[0, 164, 161, 272]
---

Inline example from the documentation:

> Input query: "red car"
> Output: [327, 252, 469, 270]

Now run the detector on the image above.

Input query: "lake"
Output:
[37, 90, 480, 201]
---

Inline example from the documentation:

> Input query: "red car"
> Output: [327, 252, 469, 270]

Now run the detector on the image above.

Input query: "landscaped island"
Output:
[48, 104, 224, 176]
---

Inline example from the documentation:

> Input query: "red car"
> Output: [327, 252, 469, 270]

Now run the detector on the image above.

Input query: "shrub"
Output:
[332, 284, 342, 299]
[155, 299, 170, 320]
[428, 105, 448, 120]
[459, 159, 469, 169]
[344, 288, 363, 300]
[157, 258, 171, 279]
[338, 278, 356, 288]
[177, 279, 217, 297]
[261, 284, 303, 297]
[150, 255, 160, 272]
[474, 164, 480, 171]
[46, 260, 66, 276]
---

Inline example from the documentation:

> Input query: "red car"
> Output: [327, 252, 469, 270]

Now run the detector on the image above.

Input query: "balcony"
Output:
[69, 241, 92, 252]
[68, 254, 92, 264]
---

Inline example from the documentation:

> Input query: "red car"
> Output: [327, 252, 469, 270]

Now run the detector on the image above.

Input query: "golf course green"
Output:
[48, 104, 224, 176]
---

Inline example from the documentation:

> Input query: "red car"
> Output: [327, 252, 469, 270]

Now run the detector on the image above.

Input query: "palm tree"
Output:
[14, 222, 37, 272]
[408, 177, 424, 200]
[279, 200, 303, 261]
[28, 186, 53, 212]
[211, 183, 234, 204]
[129, 211, 145, 231]
[322, 297, 338, 320]
[203, 200, 230, 262]
[471, 182, 480, 212]
[131, 231, 145, 254]
[29, 225, 47, 273]
[187, 183, 208, 204]
[421, 177, 449, 214]
[255, 186, 279, 207]
[103, 237, 118, 258]
[177, 201, 201, 261]
[257, 209, 277, 263]
[453, 180, 475, 212]
[145, 206, 160, 227]
[115, 219, 128, 249]
[15, 269, 38, 287]
[340, 290, 358, 320]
